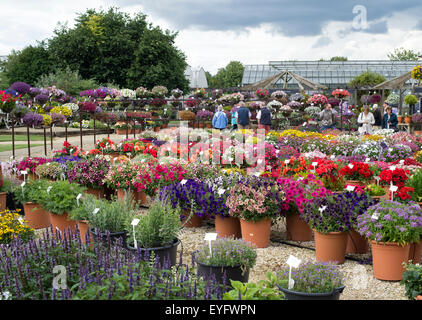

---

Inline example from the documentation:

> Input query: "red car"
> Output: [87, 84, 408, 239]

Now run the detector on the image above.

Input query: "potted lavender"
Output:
[277, 261, 345, 300]
[194, 238, 257, 287]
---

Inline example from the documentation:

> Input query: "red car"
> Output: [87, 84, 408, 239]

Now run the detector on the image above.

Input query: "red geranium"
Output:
[379, 168, 410, 188]
[340, 162, 374, 182]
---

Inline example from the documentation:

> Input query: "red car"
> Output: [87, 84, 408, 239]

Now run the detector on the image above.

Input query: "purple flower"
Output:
[22, 112, 43, 127]
[10, 82, 31, 95]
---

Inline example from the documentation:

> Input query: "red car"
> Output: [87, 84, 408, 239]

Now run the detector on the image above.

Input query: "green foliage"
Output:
[13, 179, 49, 204]
[38, 180, 85, 215]
[207, 61, 244, 88]
[406, 169, 422, 202]
[195, 238, 257, 271]
[388, 47, 421, 61]
[36, 67, 99, 97]
[2, 43, 54, 86]
[87, 194, 136, 233]
[128, 200, 181, 248]
[366, 184, 386, 197]
[330, 56, 348, 61]
[0, 177, 13, 193]
[70, 194, 98, 221]
[401, 263, 422, 300]
[348, 71, 386, 88]
[223, 272, 284, 300]
[88, 119, 107, 129]
[404, 94, 418, 106]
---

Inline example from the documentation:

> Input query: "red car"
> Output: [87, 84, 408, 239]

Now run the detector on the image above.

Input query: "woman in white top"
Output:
[358, 105, 375, 135]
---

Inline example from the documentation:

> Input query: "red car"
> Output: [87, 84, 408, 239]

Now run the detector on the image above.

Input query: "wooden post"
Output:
[80, 112, 83, 150]
[399, 88, 404, 115]
[11, 118, 15, 159]
[50, 126, 53, 151]
[65, 121, 68, 142]
[27, 125, 31, 157]
[43, 127, 47, 157]
[93, 116, 96, 146]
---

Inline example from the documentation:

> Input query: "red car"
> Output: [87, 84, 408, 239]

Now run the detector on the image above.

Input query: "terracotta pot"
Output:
[77, 220, 91, 244]
[115, 129, 127, 135]
[404, 116, 412, 124]
[135, 129, 142, 134]
[162, 124, 168, 129]
[29, 172, 38, 181]
[345, 180, 366, 187]
[0, 192, 6, 211]
[134, 190, 147, 206]
[181, 210, 203, 228]
[198, 123, 205, 129]
[414, 130, 422, 136]
[116, 189, 135, 202]
[154, 127, 160, 132]
[346, 230, 369, 254]
[215, 215, 241, 239]
[129, 129, 135, 134]
[371, 194, 389, 202]
[84, 187, 105, 199]
[286, 212, 313, 241]
[206, 123, 212, 128]
[23, 202, 50, 229]
[240, 218, 272, 248]
[417, 295, 422, 300]
[314, 230, 348, 264]
[408, 239, 422, 264]
[49, 212, 77, 234]
[397, 116, 404, 123]
[371, 240, 410, 281]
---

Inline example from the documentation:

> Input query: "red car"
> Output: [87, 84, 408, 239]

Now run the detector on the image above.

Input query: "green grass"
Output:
[0, 144, 44, 152]
[0, 135, 45, 142]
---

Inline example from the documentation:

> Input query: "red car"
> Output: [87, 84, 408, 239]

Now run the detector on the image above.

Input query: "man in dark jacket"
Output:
[257, 104, 272, 134]
[372, 104, 382, 130]
[235, 103, 251, 130]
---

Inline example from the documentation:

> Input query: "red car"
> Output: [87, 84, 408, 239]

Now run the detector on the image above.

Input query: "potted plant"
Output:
[310, 159, 345, 192]
[38, 180, 85, 234]
[411, 113, 422, 135]
[277, 261, 345, 300]
[0, 210, 34, 245]
[406, 169, 422, 205]
[69, 194, 99, 244]
[13, 179, 50, 229]
[302, 193, 355, 264]
[126, 200, 181, 268]
[114, 122, 131, 135]
[0, 177, 12, 211]
[397, 114, 404, 123]
[35, 162, 63, 181]
[357, 200, 422, 280]
[340, 161, 374, 186]
[366, 184, 388, 201]
[401, 263, 422, 300]
[67, 158, 110, 199]
[404, 113, 412, 124]
[225, 177, 285, 248]
[194, 238, 257, 287]
[88, 194, 136, 248]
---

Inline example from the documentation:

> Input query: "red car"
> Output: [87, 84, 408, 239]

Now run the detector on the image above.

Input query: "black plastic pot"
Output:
[277, 285, 345, 300]
[89, 228, 128, 248]
[126, 238, 180, 268]
[195, 258, 249, 287]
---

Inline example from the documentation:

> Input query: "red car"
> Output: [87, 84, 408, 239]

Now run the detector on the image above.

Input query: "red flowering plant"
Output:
[379, 168, 410, 188]
[391, 158, 422, 168]
[103, 162, 140, 190]
[53, 141, 82, 158]
[0, 90, 20, 113]
[17, 157, 49, 174]
[185, 98, 200, 108]
[133, 162, 188, 197]
[332, 89, 350, 99]
[272, 156, 307, 178]
[255, 89, 269, 99]
[394, 186, 414, 202]
[309, 158, 345, 192]
[95, 138, 116, 154]
[340, 161, 374, 182]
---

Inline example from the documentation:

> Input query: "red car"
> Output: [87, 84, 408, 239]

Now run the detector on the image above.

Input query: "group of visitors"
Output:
[212, 102, 272, 133]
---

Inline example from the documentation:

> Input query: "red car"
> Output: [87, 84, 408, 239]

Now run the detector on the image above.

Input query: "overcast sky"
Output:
[1, 0, 422, 74]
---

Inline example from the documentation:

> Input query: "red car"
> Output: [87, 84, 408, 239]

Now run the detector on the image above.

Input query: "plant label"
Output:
[254, 172, 261, 177]
[286, 255, 301, 268]
[131, 218, 140, 226]
[399, 160, 405, 165]
[93, 208, 100, 215]
[365, 158, 370, 162]
[389, 185, 398, 192]
[9, 156, 13, 160]
[180, 179, 188, 185]
[390, 166, 396, 171]
[47, 163, 51, 166]
[276, 150, 280, 154]
[20, 182, 25, 188]
[284, 160, 290, 165]
[18, 217, 24, 225]
[204, 233, 218, 241]
[348, 164, 354, 169]
[257, 159, 263, 164]
[218, 189, 225, 196]
[312, 162, 318, 167]
[76, 194, 82, 200]
[330, 155, 335, 160]
[1, 291, 10, 300]
[141, 159, 146, 163]
[346, 185, 355, 192]
[47, 186, 52, 193]
[298, 177, 304, 181]
[21, 170, 27, 175]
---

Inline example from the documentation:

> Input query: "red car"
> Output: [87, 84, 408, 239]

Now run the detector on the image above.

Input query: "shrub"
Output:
[0, 210, 34, 244]
[13, 179, 49, 204]
[401, 263, 422, 300]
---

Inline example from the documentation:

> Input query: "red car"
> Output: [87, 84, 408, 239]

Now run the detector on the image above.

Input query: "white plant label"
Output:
[76, 193, 82, 206]
[298, 177, 304, 181]
[257, 159, 263, 164]
[286, 255, 301, 290]
[21, 170, 27, 175]
[371, 211, 380, 220]
[47, 186, 52, 193]
[18, 217, 24, 225]
[365, 158, 370, 163]
[390, 166, 396, 171]
[346, 185, 356, 192]
[284, 160, 290, 165]
[218, 189, 225, 196]
[92, 208, 100, 215]
[330, 155, 335, 160]
[389, 185, 398, 192]
[276, 150, 280, 154]
[312, 162, 318, 167]
[131, 218, 140, 249]
[374, 176, 380, 185]
[204, 233, 218, 255]
[399, 160, 405, 165]
[348, 164, 354, 169]
[302, 122, 306, 127]
[180, 179, 188, 185]
[20, 182, 25, 188]
[318, 206, 327, 216]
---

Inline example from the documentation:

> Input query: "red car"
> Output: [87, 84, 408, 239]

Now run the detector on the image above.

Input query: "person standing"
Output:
[230, 106, 238, 131]
[372, 104, 382, 130]
[235, 102, 251, 130]
[212, 105, 228, 130]
[358, 105, 375, 135]
[319, 103, 337, 131]
[382, 104, 398, 131]
[256, 103, 272, 134]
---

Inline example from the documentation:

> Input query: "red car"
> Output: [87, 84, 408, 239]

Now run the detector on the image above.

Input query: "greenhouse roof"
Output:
[242, 60, 421, 89]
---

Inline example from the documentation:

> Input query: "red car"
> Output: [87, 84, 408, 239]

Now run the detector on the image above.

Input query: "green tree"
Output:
[388, 47, 421, 61]
[207, 61, 244, 88]
[330, 56, 348, 61]
[348, 71, 386, 88]
[2, 43, 53, 86]
[48, 7, 188, 90]
[36, 67, 99, 96]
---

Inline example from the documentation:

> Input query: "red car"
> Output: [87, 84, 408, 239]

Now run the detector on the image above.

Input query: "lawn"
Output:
[0, 144, 44, 152]
[0, 135, 46, 142]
